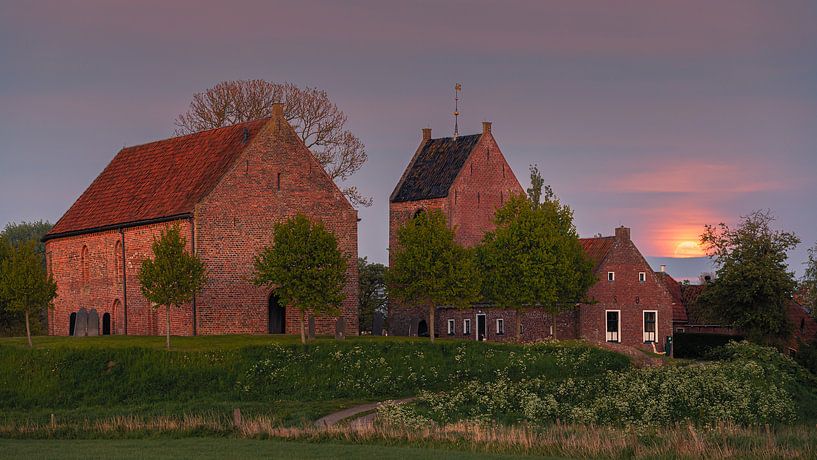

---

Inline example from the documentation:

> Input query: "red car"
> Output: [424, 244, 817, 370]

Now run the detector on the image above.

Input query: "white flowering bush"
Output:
[401, 342, 807, 427]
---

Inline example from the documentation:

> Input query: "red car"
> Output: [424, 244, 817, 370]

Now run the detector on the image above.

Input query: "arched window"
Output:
[112, 299, 122, 335]
[81, 245, 89, 285]
[114, 240, 122, 279]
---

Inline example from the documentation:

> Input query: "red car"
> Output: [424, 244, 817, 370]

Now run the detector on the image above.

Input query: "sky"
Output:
[1, 0, 816, 280]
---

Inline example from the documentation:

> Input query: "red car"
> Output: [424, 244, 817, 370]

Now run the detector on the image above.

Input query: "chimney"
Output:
[272, 102, 284, 119]
[422, 127, 432, 141]
[615, 226, 630, 241]
[482, 121, 492, 135]
[660, 264, 666, 273]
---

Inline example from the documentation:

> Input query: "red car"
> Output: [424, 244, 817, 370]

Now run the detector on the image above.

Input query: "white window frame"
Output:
[447, 319, 455, 336]
[496, 318, 505, 335]
[607, 271, 615, 282]
[463, 318, 471, 336]
[643, 310, 658, 343]
[639, 272, 646, 282]
[605, 310, 621, 342]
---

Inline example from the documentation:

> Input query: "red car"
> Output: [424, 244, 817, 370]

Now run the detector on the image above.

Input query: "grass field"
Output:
[0, 438, 549, 460]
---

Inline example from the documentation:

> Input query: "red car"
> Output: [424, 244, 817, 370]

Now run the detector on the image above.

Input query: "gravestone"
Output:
[87, 309, 100, 337]
[74, 308, 88, 337]
[372, 312, 384, 336]
[334, 316, 345, 340]
[308, 316, 316, 340]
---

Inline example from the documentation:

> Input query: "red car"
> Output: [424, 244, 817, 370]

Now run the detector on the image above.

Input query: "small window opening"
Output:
[639, 272, 646, 282]
[447, 319, 455, 335]
[463, 319, 471, 335]
[496, 318, 504, 335]
[608, 271, 615, 282]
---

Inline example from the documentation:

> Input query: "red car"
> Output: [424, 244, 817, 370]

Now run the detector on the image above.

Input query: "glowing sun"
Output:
[674, 241, 704, 258]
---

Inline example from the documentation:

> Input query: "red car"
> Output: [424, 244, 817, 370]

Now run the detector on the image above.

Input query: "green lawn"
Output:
[0, 438, 553, 459]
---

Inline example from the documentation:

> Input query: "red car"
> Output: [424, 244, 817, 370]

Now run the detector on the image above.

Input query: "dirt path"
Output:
[314, 398, 415, 428]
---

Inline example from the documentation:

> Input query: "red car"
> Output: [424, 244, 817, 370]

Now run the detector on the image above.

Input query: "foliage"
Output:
[526, 164, 546, 209]
[802, 243, 817, 315]
[478, 190, 594, 339]
[0, 221, 52, 337]
[174, 79, 370, 206]
[697, 210, 800, 344]
[0, 337, 627, 410]
[138, 225, 206, 349]
[254, 214, 347, 343]
[0, 240, 57, 347]
[384, 342, 817, 428]
[386, 210, 481, 342]
[357, 257, 386, 334]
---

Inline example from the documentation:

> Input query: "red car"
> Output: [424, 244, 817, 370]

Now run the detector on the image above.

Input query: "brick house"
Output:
[43, 104, 359, 337]
[389, 123, 674, 352]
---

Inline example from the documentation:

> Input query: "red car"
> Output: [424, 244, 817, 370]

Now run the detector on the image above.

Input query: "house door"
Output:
[606, 310, 620, 342]
[417, 319, 429, 337]
[477, 314, 486, 341]
[268, 294, 285, 334]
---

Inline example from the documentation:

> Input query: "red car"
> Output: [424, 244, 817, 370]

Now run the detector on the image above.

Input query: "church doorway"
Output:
[268, 294, 286, 334]
[417, 319, 428, 337]
[102, 313, 111, 335]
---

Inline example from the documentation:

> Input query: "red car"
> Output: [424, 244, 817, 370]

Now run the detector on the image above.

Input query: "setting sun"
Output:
[674, 240, 705, 258]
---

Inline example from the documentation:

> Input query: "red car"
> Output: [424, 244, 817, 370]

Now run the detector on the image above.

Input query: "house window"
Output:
[639, 272, 646, 282]
[605, 310, 620, 342]
[607, 271, 615, 282]
[463, 318, 471, 335]
[643, 311, 657, 343]
[496, 318, 504, 335]
[447, 319, 455, 336]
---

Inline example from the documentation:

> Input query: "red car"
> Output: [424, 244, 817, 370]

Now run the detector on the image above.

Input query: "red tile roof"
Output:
[578, 237, 614, 270]
[788, 300, 817, 343]
[46, 119, 269, 239]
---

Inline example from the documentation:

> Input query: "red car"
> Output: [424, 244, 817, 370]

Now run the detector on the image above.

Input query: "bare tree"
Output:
[175, 80, 371, 207]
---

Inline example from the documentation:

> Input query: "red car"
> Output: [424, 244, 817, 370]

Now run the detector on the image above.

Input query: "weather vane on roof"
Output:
[453, 83, 462, 139]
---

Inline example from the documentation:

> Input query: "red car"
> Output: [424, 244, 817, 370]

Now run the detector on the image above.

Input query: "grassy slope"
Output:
[0, 335, 628, 426]
[0, 438, 553, 460]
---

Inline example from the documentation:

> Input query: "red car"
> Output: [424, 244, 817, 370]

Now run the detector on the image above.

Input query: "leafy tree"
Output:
[697, 210, 799, 344]
[0, 240, 57, 347]
[0, 221, 52, 336]
[478, 188, 595, 341]
[526, 164, 546, 209]
[386, 210, 481, 342]
[139, 225, 206, 350]
[254, 214, 347, 344]
[802, 244, 817, 316]
[358, 257, 387, 334]
[175, 80, 370, 207]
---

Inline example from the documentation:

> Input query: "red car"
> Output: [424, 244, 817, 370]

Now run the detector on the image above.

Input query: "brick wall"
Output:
[194, 114, 358, 336]
[46, 220, 194, 336]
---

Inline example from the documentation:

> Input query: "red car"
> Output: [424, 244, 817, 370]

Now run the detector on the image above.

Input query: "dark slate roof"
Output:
[46, 118, 269, 239]
[391, 134, 482, 202]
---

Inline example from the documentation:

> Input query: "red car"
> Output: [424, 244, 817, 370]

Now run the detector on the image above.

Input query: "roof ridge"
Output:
[122, 118, 270, 151]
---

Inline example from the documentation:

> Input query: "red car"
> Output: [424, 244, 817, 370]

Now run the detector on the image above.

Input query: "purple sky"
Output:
[1, 1, 815, 279]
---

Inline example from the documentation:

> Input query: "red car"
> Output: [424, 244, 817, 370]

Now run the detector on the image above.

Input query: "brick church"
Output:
[389, 122, 675, 352]
[43, 103, 359, 337]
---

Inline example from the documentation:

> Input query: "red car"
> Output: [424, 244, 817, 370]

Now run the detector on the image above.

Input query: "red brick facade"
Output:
[45, 105, 358, 337]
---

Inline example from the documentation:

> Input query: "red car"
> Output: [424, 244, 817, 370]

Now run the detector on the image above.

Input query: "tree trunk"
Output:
[300, 309, 306, 344]
[516, 310, 522, 343]
[428, 304, 435, 343]
[552, 311, 557, 340]
[25, 311, 32, 348]
[165, 305, 171, 350]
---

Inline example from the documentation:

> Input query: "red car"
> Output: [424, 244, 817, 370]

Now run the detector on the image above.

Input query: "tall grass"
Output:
[2, 414, 815, 459]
